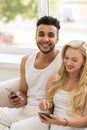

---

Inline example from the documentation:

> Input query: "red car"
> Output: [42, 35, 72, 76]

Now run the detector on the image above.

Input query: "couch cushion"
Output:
[0, 78, 19, 107]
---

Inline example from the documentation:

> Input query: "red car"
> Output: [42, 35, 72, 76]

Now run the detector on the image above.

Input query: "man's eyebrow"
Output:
[49, 32, 55, 34]
[38, 31, 44, 33]
[38, 31, 55, 36]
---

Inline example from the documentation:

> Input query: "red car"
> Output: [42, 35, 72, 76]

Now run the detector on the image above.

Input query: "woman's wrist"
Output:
[63, 118, 68, 126]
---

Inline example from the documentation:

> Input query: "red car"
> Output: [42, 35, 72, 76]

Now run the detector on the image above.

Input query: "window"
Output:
[0, 0, 87, 52]
[49, 0, 87, 47]
[0, 0, 38, 50]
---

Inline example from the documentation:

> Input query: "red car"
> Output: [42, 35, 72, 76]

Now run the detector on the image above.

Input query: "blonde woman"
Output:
[39, 40, 87, 130]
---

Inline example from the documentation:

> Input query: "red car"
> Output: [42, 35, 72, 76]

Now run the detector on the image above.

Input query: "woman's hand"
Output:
[39, 114, 65, 126]
[39, 99, 50, 111]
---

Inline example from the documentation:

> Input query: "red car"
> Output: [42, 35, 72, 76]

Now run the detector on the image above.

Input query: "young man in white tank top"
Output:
[0, 16, 61, 130]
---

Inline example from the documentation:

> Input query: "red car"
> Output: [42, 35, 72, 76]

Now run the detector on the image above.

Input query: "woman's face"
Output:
[64, 47, 85, 74]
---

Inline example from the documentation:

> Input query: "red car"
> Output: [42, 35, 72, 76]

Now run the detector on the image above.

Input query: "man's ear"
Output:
[57, 37, 59, 41]
[35, 35, 37, 40]
[56, 37, 59, 43]
[35, 30, 37, 40]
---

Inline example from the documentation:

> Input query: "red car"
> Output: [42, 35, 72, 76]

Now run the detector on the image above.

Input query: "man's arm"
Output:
[8, 55, 29, 108]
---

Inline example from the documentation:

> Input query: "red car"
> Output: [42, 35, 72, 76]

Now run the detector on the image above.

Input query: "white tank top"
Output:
[50, 90, 85, 130]
[22, 51, 61, 116]
[25, 51, 61, 106]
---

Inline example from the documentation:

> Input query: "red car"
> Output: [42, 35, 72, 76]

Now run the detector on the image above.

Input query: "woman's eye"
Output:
[64, 57, 68, 60]
[72, 59, 77, 62]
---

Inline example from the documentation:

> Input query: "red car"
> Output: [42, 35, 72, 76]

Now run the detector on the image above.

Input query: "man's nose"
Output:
[44, 35, 49, 41]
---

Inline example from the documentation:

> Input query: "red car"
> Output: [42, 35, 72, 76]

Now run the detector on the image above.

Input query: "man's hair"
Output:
[37, 16, 60, 30]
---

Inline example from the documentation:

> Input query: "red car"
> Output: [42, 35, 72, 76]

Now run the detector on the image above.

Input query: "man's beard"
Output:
[37, 43, 55, 54]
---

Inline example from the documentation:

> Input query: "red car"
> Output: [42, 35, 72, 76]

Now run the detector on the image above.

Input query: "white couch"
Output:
[0, 78, 87, 130]
[0, 78, 19, 107]
[0, 78, 49, 130]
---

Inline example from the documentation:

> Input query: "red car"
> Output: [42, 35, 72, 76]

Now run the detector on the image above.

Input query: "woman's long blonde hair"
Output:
[49, 40, 87, 116]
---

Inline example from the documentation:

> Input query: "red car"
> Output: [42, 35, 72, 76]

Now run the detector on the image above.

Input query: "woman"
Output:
[39, 40, 87, 130]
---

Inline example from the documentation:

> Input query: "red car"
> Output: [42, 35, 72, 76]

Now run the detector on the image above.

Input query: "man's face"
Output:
[36, 24, 59, 54]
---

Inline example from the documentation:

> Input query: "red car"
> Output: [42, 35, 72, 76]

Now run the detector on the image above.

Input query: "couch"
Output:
[0, 78, 19, 107]
[0, 78, 49, 130]
[0, 78, 87, 130]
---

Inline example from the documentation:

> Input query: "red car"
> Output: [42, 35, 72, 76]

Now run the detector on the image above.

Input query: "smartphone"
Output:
[38, 111, 51, 118]
[5, 88, 18, 98]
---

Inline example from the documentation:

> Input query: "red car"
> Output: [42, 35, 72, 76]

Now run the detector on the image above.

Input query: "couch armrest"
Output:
[0, 78, 19, 107]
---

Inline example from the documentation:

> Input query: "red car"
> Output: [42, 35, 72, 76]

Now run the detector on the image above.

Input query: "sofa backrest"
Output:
[0, 78, 19, 107]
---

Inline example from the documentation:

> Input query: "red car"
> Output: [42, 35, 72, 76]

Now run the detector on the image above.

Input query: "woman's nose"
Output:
[67, 60, 72, 65]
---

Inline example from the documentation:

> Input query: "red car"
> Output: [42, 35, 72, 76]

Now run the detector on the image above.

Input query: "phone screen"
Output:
[38, 112, 51, 118]
[5, 88, 18, 98]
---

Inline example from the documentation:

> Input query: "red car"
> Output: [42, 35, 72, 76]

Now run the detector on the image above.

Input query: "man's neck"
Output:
[34, 49, 59, 69]
[39, 49, 58, 60]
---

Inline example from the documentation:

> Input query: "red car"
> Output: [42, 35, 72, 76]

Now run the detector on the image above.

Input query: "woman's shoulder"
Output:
[46, 71, 58, 89]
[49, 71, 58, 81]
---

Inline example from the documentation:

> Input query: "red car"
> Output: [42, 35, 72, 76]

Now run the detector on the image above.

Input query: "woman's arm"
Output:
[40, 95, 87, 128]
[66, 96, 87, 128]
[39, 72, 57, 111]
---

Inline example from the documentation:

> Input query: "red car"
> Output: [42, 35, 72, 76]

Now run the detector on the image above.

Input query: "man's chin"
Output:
[41, 50, 52, 54]
[40, 47, 55, 54]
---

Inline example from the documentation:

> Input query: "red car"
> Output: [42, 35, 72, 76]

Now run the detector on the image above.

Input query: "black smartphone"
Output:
[5, 88, 18, 98]
[38, 111, 51, 118]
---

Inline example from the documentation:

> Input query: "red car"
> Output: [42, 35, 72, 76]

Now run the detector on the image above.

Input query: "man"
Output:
[0, 16, 61, 130]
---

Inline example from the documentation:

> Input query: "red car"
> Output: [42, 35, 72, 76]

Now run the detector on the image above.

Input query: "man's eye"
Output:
[48, 33, 55, 38]
[49, 35, 54, 38]
[39, 33, 44, 37]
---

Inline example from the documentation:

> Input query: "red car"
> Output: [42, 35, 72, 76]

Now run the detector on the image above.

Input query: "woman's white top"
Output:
[50, 90, 85, 130]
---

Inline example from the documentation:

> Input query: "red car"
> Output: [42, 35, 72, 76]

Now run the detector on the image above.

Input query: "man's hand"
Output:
[8, 90, 27, 108]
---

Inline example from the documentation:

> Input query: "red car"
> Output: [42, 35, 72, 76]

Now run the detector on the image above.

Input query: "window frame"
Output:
[0, 0, 50, 54]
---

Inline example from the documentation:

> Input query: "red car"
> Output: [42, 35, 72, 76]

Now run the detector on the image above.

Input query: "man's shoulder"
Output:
[22, 51, 38, 63]
[22, 51, 36, 60]
[22, 55, 29, 61]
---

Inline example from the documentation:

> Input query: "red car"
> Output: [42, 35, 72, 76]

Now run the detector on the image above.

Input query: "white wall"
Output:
[0, 46, 61, 82]
[0, 47, 38, 82]
[0, 54, 22, 82]
[0, 67, 19, 82]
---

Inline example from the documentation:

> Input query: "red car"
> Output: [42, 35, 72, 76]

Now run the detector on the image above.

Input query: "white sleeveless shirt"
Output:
[50, 90, 85, 130]
[22, 51, 61, 116]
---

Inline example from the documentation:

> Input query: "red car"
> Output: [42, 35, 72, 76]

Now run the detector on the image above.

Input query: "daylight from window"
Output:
[0, 0, 87, 48]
